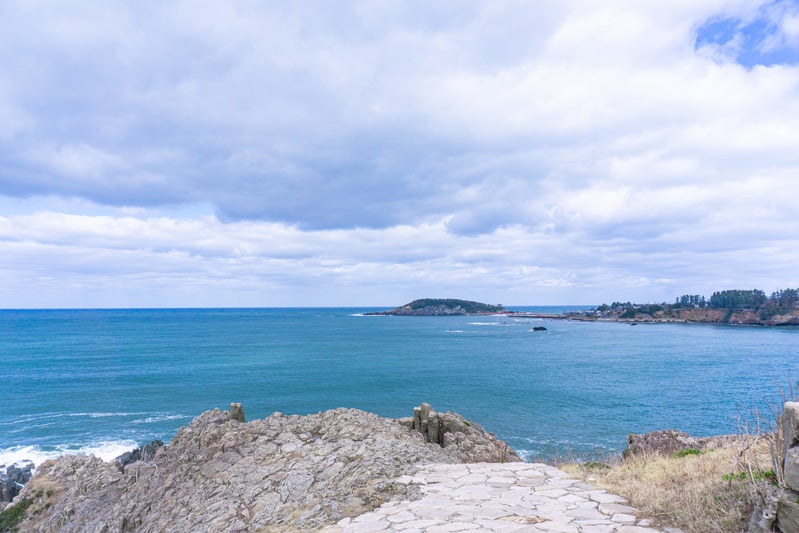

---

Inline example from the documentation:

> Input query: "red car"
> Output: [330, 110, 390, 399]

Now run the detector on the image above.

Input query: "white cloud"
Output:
[0, 1, 797, 306]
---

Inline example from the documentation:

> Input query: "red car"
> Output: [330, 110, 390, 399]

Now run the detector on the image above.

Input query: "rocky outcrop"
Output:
[230, 401, 245, 422]
[9, 404, 518, 532]
[769, 402, 799, 532]
[399, 403, 520, 463]
[0, 463, 33, 502]
[114, 439, 164, 472]
[623, 429, 738, 458]
[568, 302, 799, 326]
[746, 402, 799, 532]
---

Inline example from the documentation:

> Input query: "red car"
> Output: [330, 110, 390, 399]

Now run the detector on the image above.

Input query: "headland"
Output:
[4, 403, 672, 532]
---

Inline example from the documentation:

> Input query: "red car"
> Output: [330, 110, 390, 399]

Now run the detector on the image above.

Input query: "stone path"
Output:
[320, 462, 684, 533]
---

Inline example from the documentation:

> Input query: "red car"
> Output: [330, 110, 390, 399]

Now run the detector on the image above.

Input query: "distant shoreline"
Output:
[509, 308, 799, 327]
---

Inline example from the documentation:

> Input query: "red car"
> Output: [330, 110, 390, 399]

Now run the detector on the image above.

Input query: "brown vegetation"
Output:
[561, 435, 774, 533]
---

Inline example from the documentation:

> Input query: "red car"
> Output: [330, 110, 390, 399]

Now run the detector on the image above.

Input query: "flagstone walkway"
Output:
[320, 462, 684, 533]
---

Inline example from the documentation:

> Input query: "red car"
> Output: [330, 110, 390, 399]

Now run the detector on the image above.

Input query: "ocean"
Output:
[2, 307, 798, 467]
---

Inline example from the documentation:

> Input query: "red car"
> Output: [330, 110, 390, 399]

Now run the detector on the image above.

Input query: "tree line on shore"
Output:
[594, 288, 799, 320]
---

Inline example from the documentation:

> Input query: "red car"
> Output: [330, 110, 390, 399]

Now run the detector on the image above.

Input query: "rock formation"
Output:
[623, 429, 737, 458]
[399, 402, 520, 463]
[230, 401, 245, 422]
[114, 440, 164, 472]
[0, 463, 33, 502]
[761, 401, 799, 532]
[7, 403, 518, 532]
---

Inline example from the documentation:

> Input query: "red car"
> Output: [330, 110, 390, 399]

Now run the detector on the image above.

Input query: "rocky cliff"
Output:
[570, 306, 799, 326]
[6, 404, 519, 532]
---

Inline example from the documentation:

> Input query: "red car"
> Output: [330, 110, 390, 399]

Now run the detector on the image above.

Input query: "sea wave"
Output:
[131, 414, 190, 424]
[1, 412, 150, 426]
[66, 412, 149, 419]
[0, 440, 139, 470]
[509, 435, 619, 463]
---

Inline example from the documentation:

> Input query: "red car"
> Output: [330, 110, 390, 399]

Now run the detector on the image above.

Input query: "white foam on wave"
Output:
[515, 449, 535, 462]
[67, 412, 148, 418]
[3, 412, 150, 426]
[468, 322, 501, 326]
[132, 414, 190, 424]
[0, 440, 139, 471]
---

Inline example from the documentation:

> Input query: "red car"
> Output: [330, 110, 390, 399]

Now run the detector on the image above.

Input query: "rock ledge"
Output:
[9, 404, 518, 532]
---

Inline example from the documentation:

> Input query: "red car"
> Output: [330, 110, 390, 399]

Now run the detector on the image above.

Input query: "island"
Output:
[365, 298, 505, 316]
[365, 290, 799, 325]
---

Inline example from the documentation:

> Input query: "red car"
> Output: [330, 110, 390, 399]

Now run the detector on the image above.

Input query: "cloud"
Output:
[0, 1, 797, 306]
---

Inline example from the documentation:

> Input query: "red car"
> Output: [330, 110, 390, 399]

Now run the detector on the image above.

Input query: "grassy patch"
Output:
[0, 498, 32, 532]
[672, 448, 703, 458]
[561, 439, 772, 533]
[723, 469, 776, 484]
[583, 461, 611, 470]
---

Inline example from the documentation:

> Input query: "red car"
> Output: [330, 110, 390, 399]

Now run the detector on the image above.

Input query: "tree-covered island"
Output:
[570, 288, 799, 326]
[366, 298, 505, 316]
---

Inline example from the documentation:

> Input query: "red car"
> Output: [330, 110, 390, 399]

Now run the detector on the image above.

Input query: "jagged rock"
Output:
[623, 430, 702, 458]
[114, 440, 164, 472]
[399, 402, 521, 463]
[0, 462, 33, 502]
[772, 402, 799, 532]
[777, 489, 799, 533]
[748, 484, 780, 533]
[782, 402, 799, 490]
[622, 429, 739, 458]
[11, 404, 519, 532]
[230, 402, 245, 422]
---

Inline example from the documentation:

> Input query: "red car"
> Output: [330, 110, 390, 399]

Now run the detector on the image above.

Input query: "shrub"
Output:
[0, 498, 32, 532]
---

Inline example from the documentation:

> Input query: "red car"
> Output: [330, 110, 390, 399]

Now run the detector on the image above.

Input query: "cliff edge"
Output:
[7, 404, 519, 532]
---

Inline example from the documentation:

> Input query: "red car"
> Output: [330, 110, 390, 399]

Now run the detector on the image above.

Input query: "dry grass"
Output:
[560, 437, 774, 533]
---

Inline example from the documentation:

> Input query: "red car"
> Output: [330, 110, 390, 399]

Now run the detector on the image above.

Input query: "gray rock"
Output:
[748, 484, 780, 533]
[782, 402, 799, 492]
[230, 402, 245, 422]
[0, 462, 33, 502]
[624, 430, 699, 458]
[114, 440, 164, 472]
[622, 430, 738, 458]
[777, 489, 799, 533]
[12, 405, 520, 532]
[407, 402, 521, 463]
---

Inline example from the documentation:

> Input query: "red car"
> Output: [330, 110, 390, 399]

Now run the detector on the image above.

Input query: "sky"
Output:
[1, 0, 798, 308]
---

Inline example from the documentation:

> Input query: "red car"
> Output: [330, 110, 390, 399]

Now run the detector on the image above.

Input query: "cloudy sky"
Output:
[1, 0, 798, 308]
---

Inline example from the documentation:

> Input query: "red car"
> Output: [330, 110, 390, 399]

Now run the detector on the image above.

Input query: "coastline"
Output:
[3, 404, 773, 533]
[499, 309, 799, 327]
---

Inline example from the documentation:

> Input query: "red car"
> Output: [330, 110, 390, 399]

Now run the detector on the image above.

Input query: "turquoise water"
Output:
[2, 307, 798, 464]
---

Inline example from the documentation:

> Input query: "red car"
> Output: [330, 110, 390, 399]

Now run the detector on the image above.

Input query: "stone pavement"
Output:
[320, 462, 684, 533]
